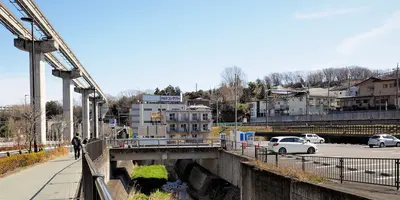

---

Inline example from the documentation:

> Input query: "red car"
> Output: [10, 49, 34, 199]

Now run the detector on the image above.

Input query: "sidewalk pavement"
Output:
[0, 153, 82, 200]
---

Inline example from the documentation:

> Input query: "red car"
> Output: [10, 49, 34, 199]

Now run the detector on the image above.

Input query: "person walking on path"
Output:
[71, 133, 82, 160]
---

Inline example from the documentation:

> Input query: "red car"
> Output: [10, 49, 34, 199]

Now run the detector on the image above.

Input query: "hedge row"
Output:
[0, 147, 68, 175]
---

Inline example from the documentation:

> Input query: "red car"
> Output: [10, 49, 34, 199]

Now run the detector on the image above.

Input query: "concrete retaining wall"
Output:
[241, 162, 371, 200]
[93, 148, 110, 183]
[216, 151, 249, 188]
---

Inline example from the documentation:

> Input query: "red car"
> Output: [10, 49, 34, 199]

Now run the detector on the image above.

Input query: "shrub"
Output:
[130, 193, 148, 200]
[149, 190, 171, 200]
[248, 160, 327, 183]
[132, 165, 168, 180]
[0, 147, 68, 175]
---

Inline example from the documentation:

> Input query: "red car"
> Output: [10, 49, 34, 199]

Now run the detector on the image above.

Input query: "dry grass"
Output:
[247, 160, 327, 183]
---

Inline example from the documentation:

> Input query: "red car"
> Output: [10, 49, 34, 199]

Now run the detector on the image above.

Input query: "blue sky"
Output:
[1, 0, 400, 105]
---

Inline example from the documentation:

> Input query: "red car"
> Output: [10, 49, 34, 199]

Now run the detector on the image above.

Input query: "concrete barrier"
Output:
[93, 148, 110, 183]
[241, 161, 378, 200]
[216, 151, 250, 188]
[188, 166, 208, 192]
[175, 159, 196, 182]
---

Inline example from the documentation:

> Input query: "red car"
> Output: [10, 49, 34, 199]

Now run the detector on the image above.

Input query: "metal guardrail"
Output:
[82, 140, 112, 200]
[250, 110, 400, 123]
[255, 148, 400, 190]
[107, 138, 221, 148]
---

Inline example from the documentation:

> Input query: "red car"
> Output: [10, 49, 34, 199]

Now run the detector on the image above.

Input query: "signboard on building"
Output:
[150, 112, 161, 119]
[109, 119, 117, 128]
[142, 94, 182, 103]
[160, 95, 181, 102]
[143, 95, 161, 102]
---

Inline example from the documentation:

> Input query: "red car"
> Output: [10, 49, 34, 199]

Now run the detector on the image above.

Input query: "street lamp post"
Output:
[234, 73, 238, 150]
[21, 17, 38, 152]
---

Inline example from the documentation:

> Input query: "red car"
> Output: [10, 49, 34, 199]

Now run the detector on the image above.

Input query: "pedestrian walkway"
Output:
[0, 153, 82, 200]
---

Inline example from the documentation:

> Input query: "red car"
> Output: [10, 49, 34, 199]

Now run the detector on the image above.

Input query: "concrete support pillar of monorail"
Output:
[14, 38, 59, 144]
[90, 97, 102, 139]
[98, 102, 108, 139]
[52, 69, 82, 141]
[74, 88, 95, 139]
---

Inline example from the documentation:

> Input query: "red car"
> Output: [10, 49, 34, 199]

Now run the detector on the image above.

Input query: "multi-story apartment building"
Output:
[250, 87, 339, 120]
[130, 103, 185, 138]
[129, 95, 212, 139]
[338, 77, 399, 110]
[165, 105, 212, 139]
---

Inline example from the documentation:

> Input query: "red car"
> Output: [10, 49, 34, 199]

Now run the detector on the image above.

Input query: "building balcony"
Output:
[201, 118, 213, 122]
[166, 117, 179, 122]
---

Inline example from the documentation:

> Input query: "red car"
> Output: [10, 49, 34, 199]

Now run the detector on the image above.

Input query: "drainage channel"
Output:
[124, 159, 239, 200]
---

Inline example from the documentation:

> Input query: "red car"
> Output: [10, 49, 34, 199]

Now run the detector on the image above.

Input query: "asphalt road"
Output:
[236, 142, 400, 188]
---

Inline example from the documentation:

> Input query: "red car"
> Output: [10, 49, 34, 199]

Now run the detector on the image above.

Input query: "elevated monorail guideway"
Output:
[13, 0, 107, 101]
[0, 1, 108, 142]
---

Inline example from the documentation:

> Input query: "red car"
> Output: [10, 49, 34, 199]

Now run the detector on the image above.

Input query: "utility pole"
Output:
[396, 63, 399, 110]
[265, 89, 269, 127]
[21, 17, 37, 152]
[216, 99, 219, 126]
[234, 73, 238, 150]
[305, 82, 309, 117]
[347, 67, 351, 96]
[327, 76, 331, 113]
[93, 88, 96, 139]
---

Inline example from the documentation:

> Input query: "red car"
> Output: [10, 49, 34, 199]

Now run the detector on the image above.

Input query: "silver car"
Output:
[368, 134, 400, 148]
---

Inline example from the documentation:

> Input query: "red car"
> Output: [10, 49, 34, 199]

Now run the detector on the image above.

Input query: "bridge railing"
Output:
[82, 140, 112, 200]
[107, 138, 221, 148]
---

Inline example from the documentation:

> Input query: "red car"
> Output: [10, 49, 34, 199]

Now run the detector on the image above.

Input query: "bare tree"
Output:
[269, 72, 282, 86]
[20, 106, 44, 152]
[6, 116, 24, 142]
[336, 67, 350, 82]
[50, 115, 69, 144]
[322, 67, 336, 85]
[264, 76, 272, 88]
[118, 90, 141, 99]
[220, 66, 247, 103]
[220, 66, 247, 87]
[348, 66, 373, 80]
[306, 71, 324, 87]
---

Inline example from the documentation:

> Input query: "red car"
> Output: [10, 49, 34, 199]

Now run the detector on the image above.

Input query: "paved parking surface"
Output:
[231, 142, 400, 188]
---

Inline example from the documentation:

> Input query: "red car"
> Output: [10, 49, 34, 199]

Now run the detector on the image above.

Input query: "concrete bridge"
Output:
[109, 146, 220, 161]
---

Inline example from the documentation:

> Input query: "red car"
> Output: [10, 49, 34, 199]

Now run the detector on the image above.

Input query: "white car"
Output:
[300, 133, 325, 144]
[268, 136, 318, 154]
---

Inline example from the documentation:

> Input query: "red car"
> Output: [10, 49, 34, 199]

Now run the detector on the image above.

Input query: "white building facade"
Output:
[165, 105, 212, 139]
[130, 103, 185, 138]
[129, 95, 213, 139]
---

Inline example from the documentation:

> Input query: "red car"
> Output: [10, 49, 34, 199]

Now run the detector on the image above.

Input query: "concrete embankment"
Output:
[175, 159, 240, 200]
[206, 150, 394, 200]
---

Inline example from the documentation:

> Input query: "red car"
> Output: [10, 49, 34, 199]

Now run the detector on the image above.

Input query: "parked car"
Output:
[368, 134, 400, 148]
[300, 133, 325, 143]
[268, 136, 318, 154]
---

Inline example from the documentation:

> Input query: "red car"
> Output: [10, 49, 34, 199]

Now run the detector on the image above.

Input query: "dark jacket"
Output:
[71, 136, 82, 148]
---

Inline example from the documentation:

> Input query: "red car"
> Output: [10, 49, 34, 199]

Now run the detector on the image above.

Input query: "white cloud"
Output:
[295, 8, 361, 19]
[337, 11, 400, 55]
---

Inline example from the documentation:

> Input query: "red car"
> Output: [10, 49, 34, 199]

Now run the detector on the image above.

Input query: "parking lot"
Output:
[231, 142, 400, 188]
